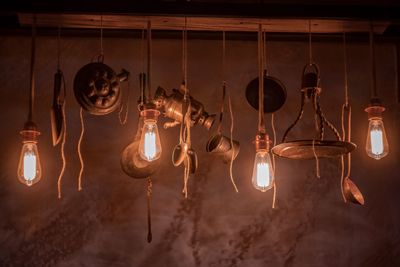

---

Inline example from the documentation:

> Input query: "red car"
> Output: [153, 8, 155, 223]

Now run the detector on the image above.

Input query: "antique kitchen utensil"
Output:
[74, 60, 129, 115]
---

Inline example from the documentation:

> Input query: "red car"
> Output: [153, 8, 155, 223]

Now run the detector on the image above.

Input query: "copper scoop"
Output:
[343, 176, 364, 205]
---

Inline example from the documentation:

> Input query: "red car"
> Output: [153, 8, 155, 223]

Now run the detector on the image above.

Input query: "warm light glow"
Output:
[139, 120, 162, 162]
[366, 118, 389, 160]
[252, 150, 274, 192]
[17, 142, 42, 186]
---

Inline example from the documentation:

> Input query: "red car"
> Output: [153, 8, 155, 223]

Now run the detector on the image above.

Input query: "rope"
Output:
[228, 94, 239, 193]
[369, 23, 378, 98]
[271, 113, 277, 209]
[118, 80, 130, 125]
[340, 156, 346, 202]
[312, 139, 321, 178]
[57, 74, 67, 199]
[28, 14, 37, 122]
[147, 177, 153, 243]
[257, 24, 265, 133]
[77, 108, 85, 191]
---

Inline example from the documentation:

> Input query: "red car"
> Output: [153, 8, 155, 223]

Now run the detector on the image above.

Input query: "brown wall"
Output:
[0, 34, 399, 266]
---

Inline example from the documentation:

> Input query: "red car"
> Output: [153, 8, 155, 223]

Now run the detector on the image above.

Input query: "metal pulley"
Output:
[272, 63, 356, 159]
[74, 61, 129, 115]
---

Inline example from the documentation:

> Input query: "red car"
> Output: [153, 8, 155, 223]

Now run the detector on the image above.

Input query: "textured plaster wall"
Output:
[0, 34, 399, 267]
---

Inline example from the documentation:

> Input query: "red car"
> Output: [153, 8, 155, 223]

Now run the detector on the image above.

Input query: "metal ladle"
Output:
[341, 105, 364, 205]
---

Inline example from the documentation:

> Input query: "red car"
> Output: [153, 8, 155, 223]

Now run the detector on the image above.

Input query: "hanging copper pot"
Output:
[74, 62, 129, 115]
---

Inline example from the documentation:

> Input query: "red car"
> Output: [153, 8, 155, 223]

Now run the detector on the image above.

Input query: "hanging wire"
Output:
[77, 108, 85, 191]
[118, 80, 130, 125]
[308, 20, 313, 64]
[57, 26, 61, 70]
[56, 27, 67, 199]
[58, 91, 67, 199]
[343, 32, 349, 107]
[100, 15, 104, 58]
[228, 95, 239, 193]
[257, 24, 265, 134]
[271, 113, 277, 209]
[28, 14, 37, 122]
[147, 177, 153, 243]
[340, 31, 353, 202]
[369, 22, 378, 98]
[140, 28, 145, 107]
[216, 31, 226, 134]
[147, 20, 152, 100]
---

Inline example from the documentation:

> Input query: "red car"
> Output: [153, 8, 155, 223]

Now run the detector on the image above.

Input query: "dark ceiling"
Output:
[1, 0, 400, 40]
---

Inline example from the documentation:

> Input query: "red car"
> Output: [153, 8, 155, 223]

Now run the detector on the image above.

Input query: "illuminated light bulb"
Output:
[252, 134, 274, 192]
[365, 101, 389, 160]
[366, 118, 388, 160]
[139, 108, 162, 162]
[17, 126, 42, 186]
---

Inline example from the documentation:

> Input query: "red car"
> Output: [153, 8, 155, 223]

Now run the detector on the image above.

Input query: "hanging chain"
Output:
[258, 24, 265, 134]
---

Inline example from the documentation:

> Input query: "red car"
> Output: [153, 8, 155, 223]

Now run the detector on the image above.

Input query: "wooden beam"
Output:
[18, 13, 389, 34]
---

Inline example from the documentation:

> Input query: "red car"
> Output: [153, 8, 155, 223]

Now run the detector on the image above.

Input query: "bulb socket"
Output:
[20, 121, 40, 142]
[365, 98, 385, 120]
[140, 108, 160, 123]
[254, 133, 271, 152]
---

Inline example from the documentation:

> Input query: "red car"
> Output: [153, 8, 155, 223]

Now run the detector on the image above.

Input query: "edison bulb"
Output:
[366, 118, 389, 160]
[252, 150, 274, 192]
[17, 142, 42, 186]
[139, 119, 162, 162]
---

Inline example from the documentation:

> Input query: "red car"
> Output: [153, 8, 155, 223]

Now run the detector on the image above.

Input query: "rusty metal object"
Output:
[153, 86, 215, 130]
[272, 63, 355, 159]
[74, 62, 129, 115]
[272, 140, 356, 159]
[206, 134, 240, 163]
[245, 72, 287, 113]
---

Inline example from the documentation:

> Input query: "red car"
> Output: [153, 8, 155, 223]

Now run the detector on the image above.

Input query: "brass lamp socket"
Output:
[254, 133, 271, 152]
[365, 98, 385, 120]
[20, 121, 40, 143]
[140, 108, 160, 123]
